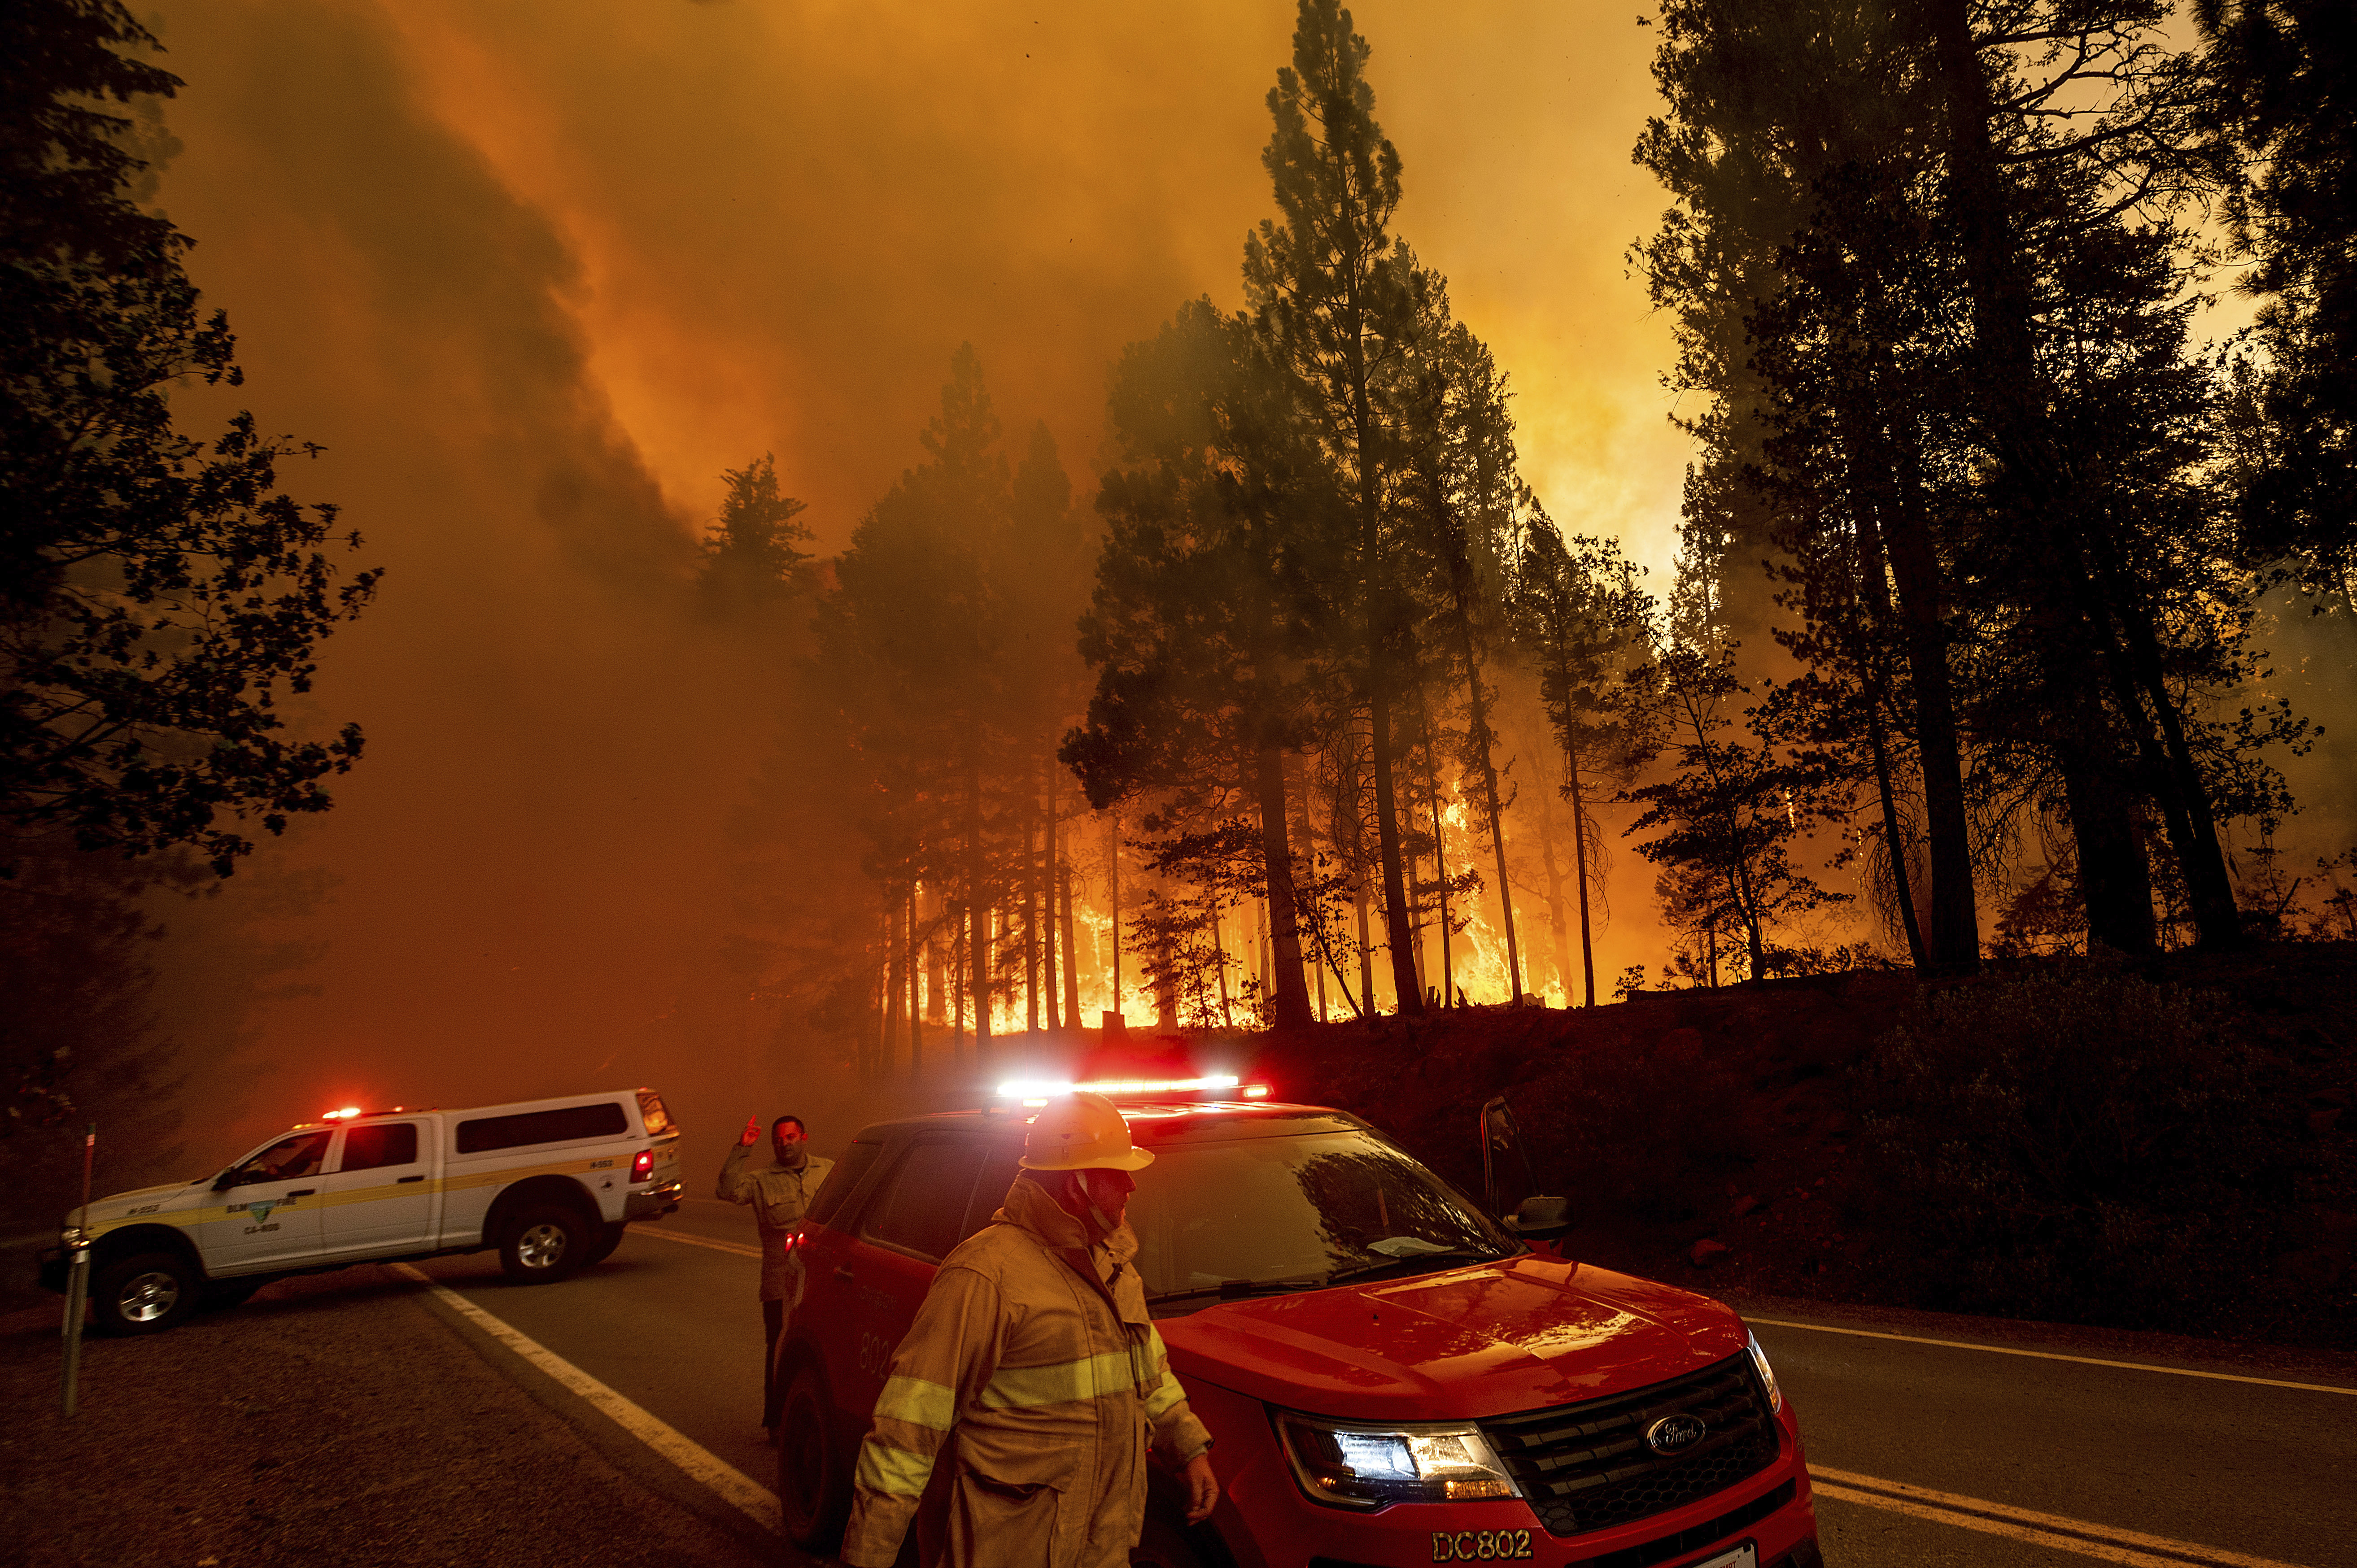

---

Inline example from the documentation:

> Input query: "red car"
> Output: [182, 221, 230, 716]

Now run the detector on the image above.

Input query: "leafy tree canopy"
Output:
[1, 0, 379, 877]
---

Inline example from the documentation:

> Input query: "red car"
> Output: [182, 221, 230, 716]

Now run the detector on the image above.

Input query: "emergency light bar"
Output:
[995, 1075, 1247, 1100]
[322, 1106, 364, 1120]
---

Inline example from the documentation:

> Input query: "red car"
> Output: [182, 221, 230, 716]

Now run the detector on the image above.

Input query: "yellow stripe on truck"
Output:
[86, 1153, 628, 1240]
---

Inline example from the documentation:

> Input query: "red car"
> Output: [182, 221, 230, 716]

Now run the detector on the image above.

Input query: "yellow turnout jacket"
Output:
[839, 1175, 1213, 1568]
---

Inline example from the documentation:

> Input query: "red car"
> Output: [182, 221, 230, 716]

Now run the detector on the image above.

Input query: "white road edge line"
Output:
[1813, 1468, 2315, 1568]
[633, 1228, 765, 1259]
[390, 1262, 781, 1534]
[1749, 1318, 2357, 1396]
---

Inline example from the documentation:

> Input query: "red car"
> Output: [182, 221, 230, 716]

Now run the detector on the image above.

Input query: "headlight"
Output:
[1273, 1411, 1519, 1507]
[1747, 1330, 1783, 1414]
[60, 1225, 87, 1248]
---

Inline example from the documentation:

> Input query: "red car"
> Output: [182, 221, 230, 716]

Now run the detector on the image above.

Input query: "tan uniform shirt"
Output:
[717, 1144, 834, 1302]
[840, 1176, 1213, 1568]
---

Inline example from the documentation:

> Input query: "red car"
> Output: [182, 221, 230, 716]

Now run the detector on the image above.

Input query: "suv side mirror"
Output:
[212, 1168, 240, 1192]
[1506, 1193, 1575, 1241]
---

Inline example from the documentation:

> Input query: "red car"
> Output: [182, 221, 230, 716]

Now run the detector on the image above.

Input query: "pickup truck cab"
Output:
[44, 1088, 685, 1334]
[777, 1091, 1821, 1568]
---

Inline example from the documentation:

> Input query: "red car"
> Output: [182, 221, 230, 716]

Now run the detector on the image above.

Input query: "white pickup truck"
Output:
[40, 1088, 685, 1334]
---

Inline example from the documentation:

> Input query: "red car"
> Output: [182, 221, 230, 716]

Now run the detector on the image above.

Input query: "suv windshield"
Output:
[1130, 1129, 1517, 1308]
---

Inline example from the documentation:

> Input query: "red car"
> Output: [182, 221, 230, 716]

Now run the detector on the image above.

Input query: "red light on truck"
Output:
[1244, 1084, 1271, 1099]
[322, 1106, 362, 1120]
[630, 1150, 654, 1183]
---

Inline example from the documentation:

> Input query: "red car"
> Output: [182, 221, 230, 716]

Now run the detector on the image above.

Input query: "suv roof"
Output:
[853, 1100, 1373, 1149]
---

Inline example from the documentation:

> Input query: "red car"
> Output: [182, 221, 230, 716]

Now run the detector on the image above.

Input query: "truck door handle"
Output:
[834, 1266, 856, 1281]
[286, 1189, 315, 1198]
[397, 1175, 425, 1184]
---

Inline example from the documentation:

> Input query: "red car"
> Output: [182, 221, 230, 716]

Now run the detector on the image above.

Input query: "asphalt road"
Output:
[1743, 1307, 2357, 1568]
[401, 1206, 2357, 1568]
[406, 1196, 789, 1537]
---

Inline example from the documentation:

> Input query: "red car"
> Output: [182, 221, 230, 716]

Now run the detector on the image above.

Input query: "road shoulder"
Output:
[0, 1265, 779, 1568]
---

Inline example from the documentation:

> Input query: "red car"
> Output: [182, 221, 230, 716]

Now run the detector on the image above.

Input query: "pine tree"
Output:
[1512, 522, 1654, 1003]
[694, 454, 813, 620]
[1243, 0, 1427, 1014]
[2197, 0, 2357, 609]
[1065, 301, 1331, 1028]
[1, 0, 379, 876]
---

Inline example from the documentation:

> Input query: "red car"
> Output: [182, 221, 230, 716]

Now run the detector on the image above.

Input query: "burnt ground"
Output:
[1222, 940, 2357, 1352]
[0, 1266, 775, 1568]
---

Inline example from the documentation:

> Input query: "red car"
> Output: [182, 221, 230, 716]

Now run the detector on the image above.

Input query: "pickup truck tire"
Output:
[777, 1364, 850, 1553]
[92, 1250, 199, 1336]
[581, 1220, 627, 1267]
[499, 1204, 590, 1282]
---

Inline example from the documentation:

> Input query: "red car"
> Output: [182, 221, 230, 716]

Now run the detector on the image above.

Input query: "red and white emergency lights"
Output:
[993, 1074, 1273, 1105]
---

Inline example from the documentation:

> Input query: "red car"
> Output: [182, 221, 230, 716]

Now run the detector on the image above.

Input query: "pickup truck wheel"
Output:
[92, 1251, 199, 1336]
[777, 1365, 849, 1553]
[581, 1221, 626, 1267]
[499, 1204, 589, 1282]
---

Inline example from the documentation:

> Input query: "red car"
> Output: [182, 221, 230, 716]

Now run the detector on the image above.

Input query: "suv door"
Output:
[316, 1120, 439, 1258]
[197, 1131, 332, 1274]
[829, 1135, 991, 1424]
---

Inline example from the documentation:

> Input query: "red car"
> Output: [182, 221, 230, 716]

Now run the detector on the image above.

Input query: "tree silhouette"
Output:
[1, 0, 379, 877]
[2197, 0, 2357, 609]
[694, 454, 813, 621]
[1066, 301, 1330, 1028]
[1244, 0, 1426, 1014]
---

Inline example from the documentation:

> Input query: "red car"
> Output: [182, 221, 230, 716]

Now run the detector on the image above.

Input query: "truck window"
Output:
[230, 1132, 332, 1186]
[338, 1122, 419, 1172]
[455, 1102, 628, 1154]
[860, 1139, 988, 1262]
[807, 1139, 882, 1229]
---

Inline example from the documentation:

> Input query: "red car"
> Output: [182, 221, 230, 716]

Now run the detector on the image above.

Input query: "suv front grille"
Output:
[1479, 1351, 1778, 1538]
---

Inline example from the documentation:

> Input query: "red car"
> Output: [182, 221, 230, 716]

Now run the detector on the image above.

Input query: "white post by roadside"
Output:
[61, 1122, 94, 1416]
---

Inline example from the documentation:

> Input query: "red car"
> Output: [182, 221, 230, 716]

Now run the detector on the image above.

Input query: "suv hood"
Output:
[1160, 1254, 1748, 1423]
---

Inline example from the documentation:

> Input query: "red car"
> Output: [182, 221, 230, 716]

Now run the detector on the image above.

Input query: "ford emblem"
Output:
[1644, 1414, 1707, 1455]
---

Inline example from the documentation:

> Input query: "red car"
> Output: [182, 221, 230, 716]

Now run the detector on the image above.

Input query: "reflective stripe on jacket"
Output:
[839, 1175, 1212, 1568]
[717, 1145, 833, 1302]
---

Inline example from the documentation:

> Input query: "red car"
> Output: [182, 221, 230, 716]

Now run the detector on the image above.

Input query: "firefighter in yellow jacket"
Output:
[838, 1092, 1219, 1568]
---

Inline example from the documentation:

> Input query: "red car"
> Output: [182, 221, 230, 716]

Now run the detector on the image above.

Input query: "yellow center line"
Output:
[1813, 1468, 2316, 1568]
[633, 1227, 764, 1259]
[1749, 1318, 2357, 1396]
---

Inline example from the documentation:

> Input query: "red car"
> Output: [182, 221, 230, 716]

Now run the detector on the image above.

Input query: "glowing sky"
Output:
[351, 0, 1693, 572]
[125, 0, 1698, 1154]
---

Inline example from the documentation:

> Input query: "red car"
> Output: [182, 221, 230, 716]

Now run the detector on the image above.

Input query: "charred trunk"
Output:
[1254, 745, 1317, 1028]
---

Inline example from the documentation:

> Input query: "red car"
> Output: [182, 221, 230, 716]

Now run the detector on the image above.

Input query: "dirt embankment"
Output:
[1235, 943, 2357, 1350]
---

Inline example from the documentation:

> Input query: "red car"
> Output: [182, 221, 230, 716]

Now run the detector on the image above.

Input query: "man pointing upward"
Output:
[839, 1091, 1218, 1568]
[719, 1112, 832, 1438]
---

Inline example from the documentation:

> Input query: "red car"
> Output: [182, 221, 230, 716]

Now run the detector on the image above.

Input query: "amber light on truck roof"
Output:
[993, 1075, 1270, 1104]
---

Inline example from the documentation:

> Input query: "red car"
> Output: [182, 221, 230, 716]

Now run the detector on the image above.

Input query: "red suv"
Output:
[775, 1093, 1821, 1568]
